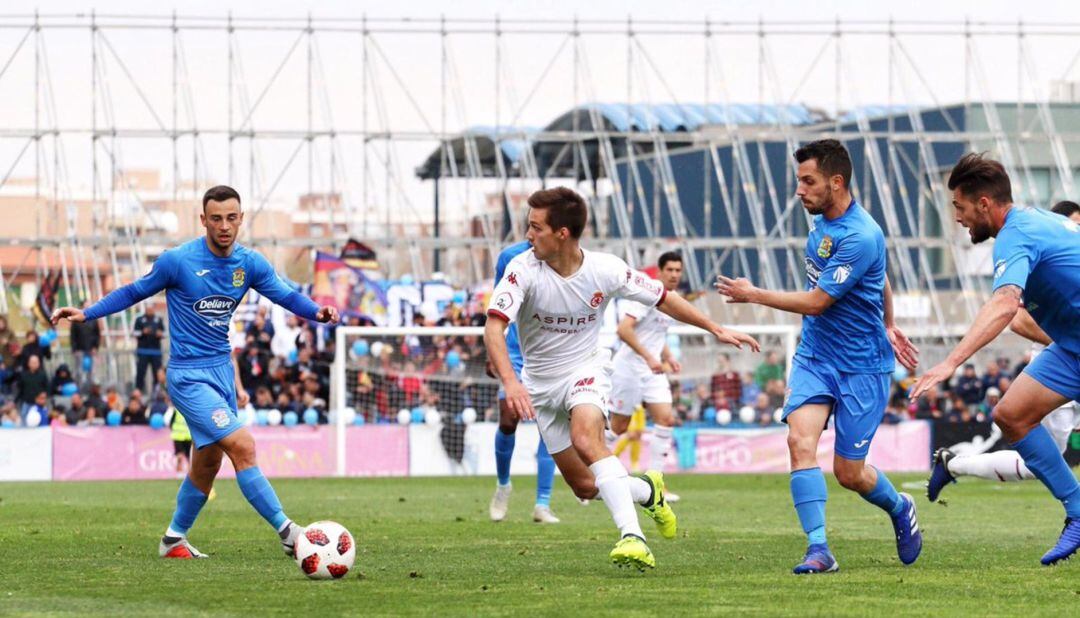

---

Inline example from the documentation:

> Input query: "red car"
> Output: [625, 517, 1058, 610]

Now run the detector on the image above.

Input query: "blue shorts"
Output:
[167, 361, 244, 449]
[1026, 343, 1080, 403]
[782, 355, 891, 461]
[497, 353, 524, 401]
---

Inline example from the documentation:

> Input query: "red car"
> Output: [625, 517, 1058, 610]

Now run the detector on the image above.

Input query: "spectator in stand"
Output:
[398, 361, 423, 407]
[85, 383, 107, 417]
[884, 392, 908, 424]
[151, 368, 168, 402]
[15, 354, 49, 412]
[954, 364, 983, 406]
[710, 353, 741, 408]
[996, 375, 1012, 396]
[765, 378, 787, 409]
[1012, 349, 1032, 379]
[0, 315, 18, 368]
[78, 405, 104, 426]
[239, 343, 272, 393]
[739, 371, 761, 407]
[246, 308, 275, 354]
[272, 315, 301, 360]
[1, 400, 21, 426]
[104, 385, 121, 413]
[436, 302, 458, 327]
[49, 364, 76, 396]
[16, 331, 50, 370]
[753, 350, 785, 390]
[121, 391, 147, 425]
[979, 387, 1001, 419]
[753, 392, 774, 426]
[25, 391, 50, 425]
[913, 384, 948, 420]
[946, 394, 971, 423]
[0, 357, 11, 397]
[65, 392, 88, 425]
[149, 390, 169, 417]
[253, 385, 275, 410]
[980, 361, 1002, 401]
[132, 304, 165, 393]
[70, 298, 101, 385]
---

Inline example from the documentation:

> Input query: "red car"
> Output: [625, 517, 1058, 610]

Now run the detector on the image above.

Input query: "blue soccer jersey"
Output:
[494, 240, 531, 374]
[798, 201, 894, 374]
[992, 206, 1080, 356]
[84, 237, 320, 368]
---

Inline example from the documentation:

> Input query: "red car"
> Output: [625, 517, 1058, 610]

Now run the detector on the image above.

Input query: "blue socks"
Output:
[236, 466, 288, 530]
[168, 476, 208, 536]
[791, 468, 828, 546]
[536, 439, 555, 507]
[495, 427, 516, 487]
[862, 466, 905, 517]
[1013, 424, 1080, 518]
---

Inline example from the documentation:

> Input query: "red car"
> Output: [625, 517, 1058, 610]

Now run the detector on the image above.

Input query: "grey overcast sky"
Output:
[1, 0, 1079, 223]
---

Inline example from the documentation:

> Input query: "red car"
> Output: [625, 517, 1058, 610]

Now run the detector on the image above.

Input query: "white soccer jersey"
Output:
[613, 299, 674, 373]
[486, 248, 667, 381]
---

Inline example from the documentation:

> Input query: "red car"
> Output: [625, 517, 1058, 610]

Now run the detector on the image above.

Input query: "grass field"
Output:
[1, 473, 1078, 616]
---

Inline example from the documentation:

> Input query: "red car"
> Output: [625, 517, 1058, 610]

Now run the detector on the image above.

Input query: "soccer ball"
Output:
[294, 521, 356, 580]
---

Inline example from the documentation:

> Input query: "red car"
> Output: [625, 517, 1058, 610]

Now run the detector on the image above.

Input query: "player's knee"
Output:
[497, 418, 518, 435]
[223, 433, 258, 469]
[609, 416, 629, 436]
[833, 465, 863, 491]
[786, 433, 816, 461]
[568, 478, 598, 500]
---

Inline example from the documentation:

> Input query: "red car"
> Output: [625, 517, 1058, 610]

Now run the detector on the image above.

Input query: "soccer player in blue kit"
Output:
[488, 240, 560, 524]
[51, 186, 339, 560]
[911, 153, 1080, 565]
[716, 139, 922, 574]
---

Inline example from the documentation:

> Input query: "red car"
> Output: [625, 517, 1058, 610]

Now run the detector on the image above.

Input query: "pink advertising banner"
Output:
[618, 422, 931, 474]
[51, 425, 409, 481]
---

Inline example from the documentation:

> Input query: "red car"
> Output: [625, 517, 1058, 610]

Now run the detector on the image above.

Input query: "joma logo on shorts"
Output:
[573, 377, 595, 387]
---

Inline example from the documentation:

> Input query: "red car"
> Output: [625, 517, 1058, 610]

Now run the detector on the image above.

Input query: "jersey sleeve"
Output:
[621, 300, 650, 321]
[608, 257, 666, 307]
[817, 232, 876, 300]
[991, 227, 1037, 292]
[247, 251, 321, 321]
[486, 261, 528, 323]
[83, 250, 177, 321]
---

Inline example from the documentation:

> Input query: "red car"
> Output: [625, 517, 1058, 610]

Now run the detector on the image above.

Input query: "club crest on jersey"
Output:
[817, 235, 833, 258]
[232, 267, 245, 287]
[590, 291, 604, 308]
[211, 409, 231, 428]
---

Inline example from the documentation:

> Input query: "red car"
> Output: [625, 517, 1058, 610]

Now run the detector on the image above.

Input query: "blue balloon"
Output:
[149, 413, 165, 429]
[40, 329, 56, 346]
[106, 410, 122, 426]
[704, 406, 717, 423]
[353, 413, 366, 426]
[1, 418, 14, 428]
[446, 350, 461, 369]
[256, 409, 270, 426]
[283, 411, 299, 427]
[410, 407, 425, 424]
[287, 349, 298, 364]
[81, 354, 93, 372]
[400, 274, 414, 286]
[60, 382, 78, 396]
[893, 366, 908, 382]
[452, 291, 467, 305]
[351, 340, 370, 357]
[303, 408, 319, 426]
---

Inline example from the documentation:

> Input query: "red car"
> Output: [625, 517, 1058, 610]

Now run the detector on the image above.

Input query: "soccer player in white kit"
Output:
[484, 187, 760, 570]
[927, 200, 1080, 499]
[608, 251, 685, 502]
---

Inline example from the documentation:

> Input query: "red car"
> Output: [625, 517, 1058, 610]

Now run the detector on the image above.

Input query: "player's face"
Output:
[951, 189, 995, 244]
[659, 261, 682, 291]
[795, 159, 837, 216]
[1069, 211, 1080, 224]
[525, 208, 563, 261]
[201, 198, 244, 252]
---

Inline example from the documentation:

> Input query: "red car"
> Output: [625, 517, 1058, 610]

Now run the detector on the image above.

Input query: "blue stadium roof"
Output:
[415, 126, 539, 180]
[544, 103, 817, 133]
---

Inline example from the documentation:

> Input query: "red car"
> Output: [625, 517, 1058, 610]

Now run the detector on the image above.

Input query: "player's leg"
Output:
[605, 370, 640, 449]
[992, 347, 1080, 564]
[490, 395, 518, 521]
[644, 387, 680, 501]
[627, 430, 642, 472]
[160, 442, 222, 559]
[786, 402, 835, 573]
[532, 437, 559, 523]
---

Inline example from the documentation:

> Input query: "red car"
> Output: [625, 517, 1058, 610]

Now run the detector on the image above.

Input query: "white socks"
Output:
[589, 456, 645, 539]
[650, 424, 673, 468]
[949, 450, 1036, 482]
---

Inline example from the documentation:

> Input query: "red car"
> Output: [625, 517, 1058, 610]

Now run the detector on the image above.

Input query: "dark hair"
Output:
[527, 187, 588, 239]
[1051, 200, 1080, 218]
[793, 139, 852, 188]
[658, 251, 683, 269]
[202, 185, 242, 210]
[947, 153, 1013, 204]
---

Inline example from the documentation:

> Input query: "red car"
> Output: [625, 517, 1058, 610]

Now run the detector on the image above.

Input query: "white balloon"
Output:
[773, 408, 784, 424]
[717, 408, 732, 425]
[370, 341, 385, 358]
[425, 409, 442, 425]
[241, 407, 256, 426]
[397, 409, 411, 425]
[25, 409, 42, 428]
[342, 407, 357, 425]
[267, 409, 283, 426]
[461, 407, 478, 424]
[738, 405, 755, 424]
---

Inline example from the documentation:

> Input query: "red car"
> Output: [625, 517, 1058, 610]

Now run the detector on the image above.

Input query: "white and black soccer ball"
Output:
[294, 521, 356, 580]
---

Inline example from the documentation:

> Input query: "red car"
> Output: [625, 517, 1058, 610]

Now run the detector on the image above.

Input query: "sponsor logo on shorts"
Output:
[192, 295, 237, 318]
[211, 409, 231, 429]
[574, 377, 596, 388]
[853, 439, 869, 449]
[590, 291, 604, 308]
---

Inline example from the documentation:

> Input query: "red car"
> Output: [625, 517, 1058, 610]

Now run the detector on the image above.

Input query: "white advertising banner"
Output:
[0, 428, 53, 481]
[409, 421, 546, 477]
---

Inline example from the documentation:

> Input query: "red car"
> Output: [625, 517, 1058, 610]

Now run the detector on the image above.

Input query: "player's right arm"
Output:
[51, 251, 177, 324]
[1009, 307, 1052, 346]
[484, 262, 534, 420]
[615, 308, 663, 373]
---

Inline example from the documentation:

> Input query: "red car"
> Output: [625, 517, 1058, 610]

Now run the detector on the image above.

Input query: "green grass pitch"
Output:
[1, 473, 1078, 616]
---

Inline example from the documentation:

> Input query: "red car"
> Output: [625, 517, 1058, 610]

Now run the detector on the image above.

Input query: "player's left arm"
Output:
[884, 276, 919, 372]
[715, 278, 835, 317]
[660, 343, 681, 374]
[654, 291, 760, 352]
[1009, 307, 1052, 346]
[249, 253, 338, 324]
[909, 285, 1022, 398]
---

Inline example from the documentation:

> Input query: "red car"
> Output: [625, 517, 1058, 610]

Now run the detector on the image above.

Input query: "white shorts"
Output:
[522, 361, 612, 455]
[1043, 403, 1080, 454]
[609, 365, 672, 416]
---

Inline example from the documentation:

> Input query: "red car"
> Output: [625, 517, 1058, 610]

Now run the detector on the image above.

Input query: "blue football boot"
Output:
[891, 493, 923, 565]
[792, 543, 839, 575]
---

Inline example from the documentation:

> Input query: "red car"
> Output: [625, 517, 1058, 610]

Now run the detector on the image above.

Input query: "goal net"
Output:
[330, 323, 797, 476]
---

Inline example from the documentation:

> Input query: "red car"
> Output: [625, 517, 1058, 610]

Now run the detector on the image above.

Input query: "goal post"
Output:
[331, 323, 799, 477]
